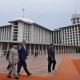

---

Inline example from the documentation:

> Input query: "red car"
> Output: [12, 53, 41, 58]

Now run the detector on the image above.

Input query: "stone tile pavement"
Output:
[0, 53, 80, 76]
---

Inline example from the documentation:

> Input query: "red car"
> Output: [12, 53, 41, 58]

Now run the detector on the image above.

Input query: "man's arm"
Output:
[18, 44, 22, 51]
[6, 50, 9, 60]
[9, 50, 13, 64]
[48, 49, 55, 59]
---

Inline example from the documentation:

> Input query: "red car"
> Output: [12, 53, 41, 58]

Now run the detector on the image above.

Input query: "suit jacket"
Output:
[18, 44, 28, 61]
[48, 48, 55, 61]
[8, 48, 19, 64]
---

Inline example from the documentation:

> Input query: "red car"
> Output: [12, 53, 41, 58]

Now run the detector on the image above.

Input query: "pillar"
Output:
[0, 43, 2, 56]
[42, 45, 43, 54]
[34, 44, 35, 55]
[29, 44, 31, 55]
[7, 43, 9, 51]
[38, 45, 40, 54]
[55, 46, 57, 54]
[63, 46, 65, 54]
[57, 46, 59, 54]
[45, 45, 47, 54]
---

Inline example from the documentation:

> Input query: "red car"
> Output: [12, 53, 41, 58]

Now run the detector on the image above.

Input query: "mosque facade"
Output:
[0, 12, 80, 56]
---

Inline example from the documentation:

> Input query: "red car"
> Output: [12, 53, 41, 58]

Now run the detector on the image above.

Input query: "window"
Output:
[77, 42, 78, 45]
[14, 26, 18, 28]
[14, 22, 18, 25]
[73, 18, 75, 21]
[77, 21, 79, 23]
[73, 21, 76, 24]
[77, 18, 79, 20]
[14, 29, 18, 31]
[13, 32, 18, 34]
[13, 35, 17, 37]
[13, 38, 17, 41]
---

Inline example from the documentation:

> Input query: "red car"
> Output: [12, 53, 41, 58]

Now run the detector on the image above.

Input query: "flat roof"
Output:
[9, 18, 52, 31]
[32, 23, 52, 31]
[0, 24, 12, 28]
[59, 23, 80, 29]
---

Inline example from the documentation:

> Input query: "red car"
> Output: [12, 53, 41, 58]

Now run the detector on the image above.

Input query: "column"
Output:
[73, 47, 74, 53]
[3, 28, 4, 40]
[38, 45, 40, 53]
[62, 46, 63, 54]
[2, 28, 3, 40]
[29, 44, 31, 55]
[7, 43, 9, 51]
[4, 28, 6, 40]
[42, 45, 43, 54]
[1, 43, 2, 50]
[34, 44, 35, 54]
[64, 46, 65, 54]
[68, 47, 70, 54]
[1, 28, 2, 40]
[0, 43, 2, 56]
[8, 27, 10, 40]
[57, 46, 59, 54]
[60, 46, 62, 54]
[5, 27, 6, 40]
[65, 46, 67, 53]
[55, 46, 57, 54]
[74, 47, 76, 53]
[46, 45, 47, 54]
[63, 46, 65, 54]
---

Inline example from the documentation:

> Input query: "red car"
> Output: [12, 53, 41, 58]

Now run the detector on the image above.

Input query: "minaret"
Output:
[22, 8, 25, 17]
[71, 11, 80, 24]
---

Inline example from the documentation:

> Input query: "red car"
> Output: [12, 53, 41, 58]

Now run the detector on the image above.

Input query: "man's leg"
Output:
[52, 60, 56, 71]
[23, 61, 31, 76]
[7, 64, 12, 78]
[12, 64, 19, 79]
[7, 63, 10, 70]
[48, 61, 52, 72]
[17, 61, 22, 75]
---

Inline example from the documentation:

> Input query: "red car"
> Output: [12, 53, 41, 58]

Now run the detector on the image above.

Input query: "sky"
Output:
[0, 0, 80, 30]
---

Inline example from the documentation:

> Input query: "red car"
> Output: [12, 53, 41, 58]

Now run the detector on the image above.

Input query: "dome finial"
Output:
[22, 8, 25, 18]
[75, 10, 77, 13]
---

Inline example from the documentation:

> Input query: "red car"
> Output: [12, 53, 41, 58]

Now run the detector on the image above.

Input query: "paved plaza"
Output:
[0, 53, 80, 77]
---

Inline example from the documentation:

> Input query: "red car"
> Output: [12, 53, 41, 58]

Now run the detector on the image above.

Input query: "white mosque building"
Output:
[0, 12, 80, 56]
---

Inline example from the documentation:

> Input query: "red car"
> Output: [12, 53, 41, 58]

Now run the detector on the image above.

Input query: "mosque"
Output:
[0, 12, 80, 55]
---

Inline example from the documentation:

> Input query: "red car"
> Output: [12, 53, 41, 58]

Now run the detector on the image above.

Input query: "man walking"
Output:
[17, 40, 31, 76]
[7, 44, 19, 79]
[6, 46, 13, 70]
[48, 44, 56, 73]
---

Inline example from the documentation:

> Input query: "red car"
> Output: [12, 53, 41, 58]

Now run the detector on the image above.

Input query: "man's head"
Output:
[9, 45, 13, 49]
[13, 43, 18, 49]
[49, 44, 53, 48]
[22, 40, 26, 45]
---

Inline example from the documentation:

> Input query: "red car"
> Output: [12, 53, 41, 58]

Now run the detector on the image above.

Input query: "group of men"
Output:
[6, 40, 31, 79]
[6, 40, 56, 79]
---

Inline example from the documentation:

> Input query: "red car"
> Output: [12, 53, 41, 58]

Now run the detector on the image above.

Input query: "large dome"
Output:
[72, 12, 80, 18]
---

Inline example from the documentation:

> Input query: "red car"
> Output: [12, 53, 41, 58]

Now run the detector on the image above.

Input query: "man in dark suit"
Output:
[48, 44, 56, 72]
[17, 40, 31, 76]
